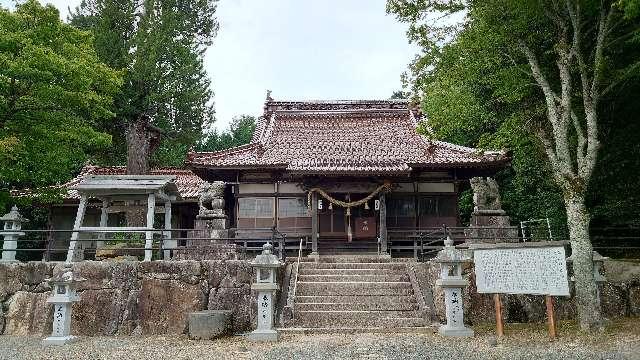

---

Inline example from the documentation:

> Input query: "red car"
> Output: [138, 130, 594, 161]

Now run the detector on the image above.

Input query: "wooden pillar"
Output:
[311, 192, 318, 256]
[379, 193, 388, 254]
[96, 198, 109, 251]
[66, 195, 88, 263]
[144, 193, 156, 261]
[163, 201, 173, 260]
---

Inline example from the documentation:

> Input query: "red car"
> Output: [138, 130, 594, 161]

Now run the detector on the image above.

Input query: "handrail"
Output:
[291, 236, 304, 321]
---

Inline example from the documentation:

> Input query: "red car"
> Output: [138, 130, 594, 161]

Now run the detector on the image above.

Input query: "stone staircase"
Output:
[284, 256, 431, 333]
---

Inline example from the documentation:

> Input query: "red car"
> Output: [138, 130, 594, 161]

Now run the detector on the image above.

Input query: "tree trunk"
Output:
[126, 116, 150, 175]
[125, 116, 151, 227]
[566, 193, 603, 330]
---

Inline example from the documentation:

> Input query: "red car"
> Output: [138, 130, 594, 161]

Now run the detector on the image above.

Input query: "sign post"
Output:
[470, 242, 570, 339]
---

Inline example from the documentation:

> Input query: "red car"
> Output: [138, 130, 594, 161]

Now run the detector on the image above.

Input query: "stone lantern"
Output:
[433, 236, 474, 337]
[248, 243, 281, 342]
[43, 263, 85, 345]
[567, 250, 608, 298]
[1, 206, 28, 262]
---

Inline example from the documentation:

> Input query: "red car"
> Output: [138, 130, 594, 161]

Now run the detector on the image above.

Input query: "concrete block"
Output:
[188, 310, 232, 340]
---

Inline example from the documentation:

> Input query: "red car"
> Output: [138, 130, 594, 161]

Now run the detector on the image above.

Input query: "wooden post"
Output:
[144, 193, 156, 261]
[66, 195, 88, 263]
[163, 201, 173, 260]
[379, 193, 387, 255]
[310, 192, 318, 256]
[494, 293, 504, 337]
[96, 198, 109, 251]
[545, 295, 556, 339]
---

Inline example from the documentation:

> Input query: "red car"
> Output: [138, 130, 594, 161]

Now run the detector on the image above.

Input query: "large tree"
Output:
[0, 0, 121, 199]
[388, 0, 640, 330]
[70, 0, 219, 173]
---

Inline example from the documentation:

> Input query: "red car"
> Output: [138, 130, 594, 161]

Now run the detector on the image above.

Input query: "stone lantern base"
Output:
[438, 325, 474, 337]
[43, 335, 79, 346]
[247, 329, 279, 342]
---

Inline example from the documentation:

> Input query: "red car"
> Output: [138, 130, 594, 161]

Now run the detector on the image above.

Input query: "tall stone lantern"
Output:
[433, 236, 474, 337]
[248, 243, 281, 342]
[1, 206, 28, 262]
[43, 263, 85, 345]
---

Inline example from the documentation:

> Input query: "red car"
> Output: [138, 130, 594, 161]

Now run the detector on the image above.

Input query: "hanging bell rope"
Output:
[306, 181, 392, 213]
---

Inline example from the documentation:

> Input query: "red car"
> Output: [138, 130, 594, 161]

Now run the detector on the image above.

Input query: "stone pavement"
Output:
[1, 323, 639, 360]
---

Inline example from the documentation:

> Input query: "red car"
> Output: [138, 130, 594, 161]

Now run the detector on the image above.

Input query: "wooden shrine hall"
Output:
[187, 97, 509, 256]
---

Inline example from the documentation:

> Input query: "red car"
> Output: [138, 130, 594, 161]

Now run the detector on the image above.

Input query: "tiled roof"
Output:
[11, 165, 204, 201]
[188, 99, 509, 174]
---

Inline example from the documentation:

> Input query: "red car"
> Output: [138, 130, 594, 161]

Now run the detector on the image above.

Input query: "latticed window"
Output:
[277, 198, 311, 231]
[237, 197, 274, 228]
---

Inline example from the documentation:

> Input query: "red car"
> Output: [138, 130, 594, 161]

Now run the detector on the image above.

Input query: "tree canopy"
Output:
[0, 0, 121, 193]
[69, 0, 219, 172]
[387, 0, 640, 330]
[197, 115, 257, 152]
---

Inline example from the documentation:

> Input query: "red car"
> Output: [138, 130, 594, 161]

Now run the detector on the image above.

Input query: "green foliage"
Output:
[69, 0, 219, 167]
[197, 115, 257, 152]
[388, 0, 640, 229]
[0, 1, 121, 208]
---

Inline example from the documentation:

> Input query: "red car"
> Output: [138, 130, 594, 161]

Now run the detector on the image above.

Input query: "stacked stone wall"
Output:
[0, 260, 261, 336]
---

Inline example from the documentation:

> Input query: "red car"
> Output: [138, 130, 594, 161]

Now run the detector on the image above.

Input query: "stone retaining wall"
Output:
[0, 260, 263, 336]
[413, 259, 640, 324]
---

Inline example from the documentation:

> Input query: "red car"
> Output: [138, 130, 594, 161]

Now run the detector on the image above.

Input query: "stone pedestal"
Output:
[467, 210, 518, 243]
[188, 310, 232, 340]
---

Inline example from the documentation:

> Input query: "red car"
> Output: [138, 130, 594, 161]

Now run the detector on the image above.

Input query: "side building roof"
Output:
[11, 165, 205, 202]
[187, 98, 509, 175]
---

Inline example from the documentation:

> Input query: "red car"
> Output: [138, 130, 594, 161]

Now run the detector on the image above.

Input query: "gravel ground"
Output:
[1, 326, 638, 360]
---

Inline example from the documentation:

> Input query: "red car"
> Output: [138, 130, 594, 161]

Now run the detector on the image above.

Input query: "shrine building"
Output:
[186, 97, 509, 256]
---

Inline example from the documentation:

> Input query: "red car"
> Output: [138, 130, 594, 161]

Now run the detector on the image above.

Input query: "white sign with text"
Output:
[474, 245, 570, 296]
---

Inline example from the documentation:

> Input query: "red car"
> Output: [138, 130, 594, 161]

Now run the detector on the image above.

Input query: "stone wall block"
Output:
[628, 284, 640, 316]
[72, 289, 125, 335]
[207, 284, 254, 331]
[118, 290, 140, 335]
[600, 283, 628, 318]
[138, 279, 206, 335]
[138, 260, 202, 284]
[0, 262, 55, 301]
[4, 291, 52, 336]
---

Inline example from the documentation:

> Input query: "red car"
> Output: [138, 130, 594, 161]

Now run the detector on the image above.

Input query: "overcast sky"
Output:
[1, 0, 418, 131]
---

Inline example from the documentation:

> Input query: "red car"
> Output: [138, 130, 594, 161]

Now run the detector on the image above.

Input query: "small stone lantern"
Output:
[567, 250, 608, 298]
[433, 236, 474, 337]
[1, 206, 28, 262]
[248, 243, 281, 342]
[43, 263, 85, 345]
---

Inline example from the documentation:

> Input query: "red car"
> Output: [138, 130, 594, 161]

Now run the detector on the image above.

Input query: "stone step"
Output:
[311, 255, 394, 263]
[278, 326, 436, 335]
[295, 295, 418, 305]
[293, 311, 427, 328]
[299, 268, 405, 276]
[300, 262, 407, 270]
[295, 301, 418, 312]
[296, 281, 413, 296]
[297, 274, 409, 282]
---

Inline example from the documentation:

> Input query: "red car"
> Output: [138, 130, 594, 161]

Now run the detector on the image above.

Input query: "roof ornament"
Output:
[265, 90, 273, 102]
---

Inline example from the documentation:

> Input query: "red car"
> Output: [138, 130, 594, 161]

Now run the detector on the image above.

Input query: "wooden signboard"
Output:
[470, 242, 570, 339]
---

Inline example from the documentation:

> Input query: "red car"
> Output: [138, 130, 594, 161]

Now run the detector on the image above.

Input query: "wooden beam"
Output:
[144, 193, 156, 261]
[311, 192, 318, 255]
[66, 195, 88, 262]
[379, 193, 387, 254]
[163, 201, 173, 260]
[96, 198, 109, 250]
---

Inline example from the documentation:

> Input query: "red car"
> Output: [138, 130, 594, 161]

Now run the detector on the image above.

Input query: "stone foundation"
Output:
[0, 260, 270, 336]
[414, 259, 640, 324]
